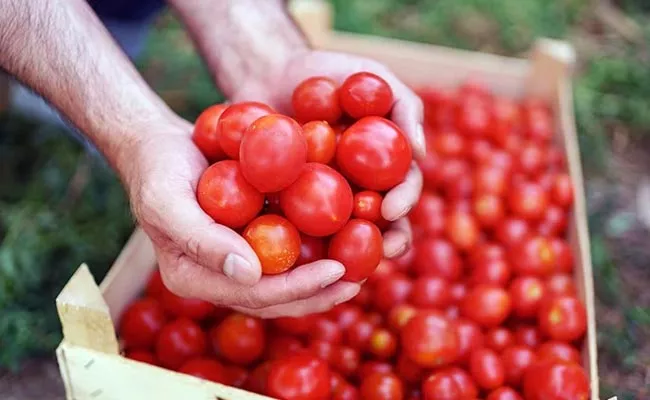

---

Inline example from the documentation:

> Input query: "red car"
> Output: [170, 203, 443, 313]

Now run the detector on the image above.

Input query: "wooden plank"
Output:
[56, 342, 274, 400]
[56, 264, 119, 355]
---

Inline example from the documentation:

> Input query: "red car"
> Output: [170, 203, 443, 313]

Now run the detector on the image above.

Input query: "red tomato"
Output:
[551, 173, 574, 208]
[310, 317, 343, 344]
[536, 341, 581, 364]
[401, 311, 459, 368]
[145, 269, 165, 298]
[487, 149, 515, 172]
[550, 238, 574, 273]
[516, 142, 546, 176]
[419, 144, 443, 190]
[239, 114, 307, 193]
[510, 236, 555, 276]
[192, 104, 228, 162]
[333, 383, 360, 400]
[469, 258, 511, 287]
[242, 214, 301, 275]
[368, 328, 398, 359]
[473, 194, 505, 228]
[509, 276, 546, 318]
[444, 173, 474, 200]
[545, 274, 577, 298]
[329, 304, 363, 331]
[437, 158, 471, 188]
[339, 72, 394, 118]
[337, 117, 412, 191]
[358, 361, 394, 381]
[412, 237, 462, 280]
[409, 276, 451, 309]
[387, 304, 417, 332]
[119, 298, 166, 349]
[353, 191, 385, 223]
[485, 327, 515, 353]
[420, 87, 457, 128]
[432, 130, 466, 157]
[197, 160, 264, 229]
[280, 163, 353, 237]
[373, 273, 413, 312]
[447, 367, 480, 399]
[178, 358, 227, 384]
[456, 95, 490, 137]
[346, 317, 377, 350]
[409, 193, 446, 237]
[396, 353, 425, 384]
[469, 348, 505, 390]
[292, 76, 342, 123]
[125, 349, 158, 366]
[155, 318, 207, 370]
[225, 365, 249, 388]
[421, 369, 472, 400]
[490, 96, 521, 141]
[295, 233, 327, 266]
[309, 339, 335, 364]
[332, 345, 361, 377]
[468, 243, 505, 268]
[210, 313, 265, 366]
[217, 102, 274, 159]
[537, 205, 568, 236]
[329, 219, 383, 282]
[461, 285, 512, 328]
[523, 360, 589, 400]
[266, 335, 304, 360]
[302, 120, 337, 164]
[468, 138, 493, 164]
[159, 286, 215, 321]
[267, 354, 332, 400]
[521, 99, 554, 143]
[351, 284, 372, 308]
[474, 165, 509, 196]
[244, 361, 272, 394]
[392, 246, 416, 272]
[450, 282, 468, 304]
[486, 387, 523, 400]
[273, 315, 315, 336]
[495, 217, 530, 247]
[508, 182, 549, 221]
[445, 211, 479, 251]
[360, 372, 404, 400]
[501, 345, 536, 387]
[454, 319, 485, 363]
[538, 295, 587, 342]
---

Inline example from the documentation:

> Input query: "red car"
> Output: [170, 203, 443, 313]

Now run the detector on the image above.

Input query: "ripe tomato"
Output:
[292, 76, 342, 123]
[266, 335, 304, 360]
[125, 349, 158, 365]
[225, 365, 249, 388]
[436, 158, 470, 188]
[551, 173, 574, 208]
[469, 348, 505, 390]
[210, 313, 265, 366]
[339, 72, 393, 118]
[159, 285, 215, 321]
[409, 192, 446, 238]
[509, 276, 546, 318]
[155, 318, 207, 370]
[145, 269, 165, 298]
[445, 211, 479, 251]
[456, 95, 490, 137]
[516, 142, 546, 176]
[538, 295, 587, 342]
[444, 173, 474, 200]
[537, 205, 568, 236]
[295, 233, 327, 266]
[469, 258, 511, 287]
[401, 311, 459, 368]
[409, 276, 451, 309]
[351, 284, 372, 308]
[473, 194, 505, 228]
[358, 361, 394, 381]
[468, 138, 493, 164]
[508, 181, 549, 221]
[368, 328, 398, 359]
[420, 87, 456, 128]
[412, 237, 462, 280]
[419, 144, 443, 190]
[432, 130, 466, 157]
[352, 191, 384, 223]
[485, 327, 514, 353]
[487, 149, 514, 172]
[461, 285, 511, 328]
[360, 372, 404, 400]
[373, 273, 413, 312]
[309, 339, 336, 364]
[469, 243, 505, 268]
[486, 387, 523, 400]
[332, 345, 361, 377]
[244, 361, 272, 394]
[450, 282, 468, 304]
[523, 360, 589, 400]
[329, 304, 363, 331]
[510, 236, 555, 276]
[474, 165, 509, 196]
[192, 103, 228, 162]
[501, 345, 536, 387]
[392, 246, 415, 272]
[337, 116, 412, 191]
[267, 354, 332, 400]
[421, 369, 472, 400]
[446, 367, 479, 399]
[239, 114, 307, 193]
[333, 383, 360, 400]
[545, 273, 577, 298]
[197, 160, 264, 229]
[346, 317, 377, 350]
[273, 315, 316, 336]
[454, 319, 485, 363]
[490, 96, 521, 140]
[328, 219, 383, 282]
[536, 341, 581, 364]
[551, 238, 574, 273]
[119, 297, 166, 349]
[280, 163, 353, 237]
[387, 304, 417, 332]
[399, 354, 427, 386]
[242, 214, 301, 274]
[494, 217, 530, 247]
[217, 102, 274, 159]
[310, 317, 343, 344]
[302, 120, 337, 164]
[521, 99, 554, 143]
[178, 358, 227, 384]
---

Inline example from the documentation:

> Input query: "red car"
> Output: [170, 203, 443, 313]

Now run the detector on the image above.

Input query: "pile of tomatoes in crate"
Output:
[193, 71, 412, 279]
[117, 76, 591, 400]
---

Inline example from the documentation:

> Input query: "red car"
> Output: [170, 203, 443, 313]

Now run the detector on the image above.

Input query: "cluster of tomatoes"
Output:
[118, 78, 591, 400]
[193, 71, 412, 279]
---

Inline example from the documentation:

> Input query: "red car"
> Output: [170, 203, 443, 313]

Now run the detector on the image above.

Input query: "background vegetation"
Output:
[0, 0, 648, 397]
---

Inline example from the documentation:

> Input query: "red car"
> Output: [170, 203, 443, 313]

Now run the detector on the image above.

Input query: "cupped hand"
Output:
[231, 50, 425, 259]
[124, 116, 360, 318]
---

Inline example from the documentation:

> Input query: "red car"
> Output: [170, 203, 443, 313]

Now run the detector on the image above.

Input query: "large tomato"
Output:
[196, 160, 264, 229]
[538, 295, 587, 342]
[510, 236, 555, 276]
[454, 319, 485, 363]
[155, 318, 207, 370]
[523, 360, 589, 400]
[118, 297, 166, 349]
[217, 102, 274, 159]
[292, 76, 342, 123]
[461, 284, 512, 328]
[469, 258, 511, 287]
[409, 192, 446, 237]
[210, 313, 265, 366]
[339, 72, 394, 119]
[242, 214, 301, 275]
[469, 348, 505, 391]
[373, 273, 413, 312]
[445, 211, 480, 251]
[239, 114, 307, 193]
[280, 163, 354, 237]
[509, 276, 546, 318]
[178, 358, 227, 384]
[421, 369, 475, 400]
[536, 341, 581, 364]
[501, 345, 536, 387]
[328, 219, 383, 282]
[359, 372, 404, 400]
[508, 181, 549, 221]
[267, 354, 332, 400]
[494, 217, 530, 247]
[412, 237, 462, 280]
[336, 116, 412, 191]
[485, 327, 514, 353]
[409, 276, 451, 309]
[303, 121, 337, 164]
[192, 103, 228, 162]
[401, 311, 459, 368]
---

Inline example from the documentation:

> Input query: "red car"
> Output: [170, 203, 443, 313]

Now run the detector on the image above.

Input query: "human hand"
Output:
[231, 49, 426, 258]
[124, 116, 360, 318]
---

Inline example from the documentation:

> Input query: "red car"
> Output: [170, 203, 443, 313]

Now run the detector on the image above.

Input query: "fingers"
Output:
[232, 281, 361, 319]
[381, 161, 423, 221]
[382, 217, 413, 259]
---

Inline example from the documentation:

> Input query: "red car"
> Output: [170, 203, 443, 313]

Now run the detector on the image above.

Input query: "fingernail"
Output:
[223, 253, 259, 286]
[386, 243, 407, 259]
[414, 124, 426, 159]
[320, 263, 346, 288]
[394, 205, 413, 221]
[335, 284, 361, 305]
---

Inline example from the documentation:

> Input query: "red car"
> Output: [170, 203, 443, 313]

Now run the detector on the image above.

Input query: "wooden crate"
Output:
[54, 0, 598, 398]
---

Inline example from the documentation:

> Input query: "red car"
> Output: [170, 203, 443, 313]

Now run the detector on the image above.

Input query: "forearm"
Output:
[168, 0, 309, 99]
[0, 0, 177, 182]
